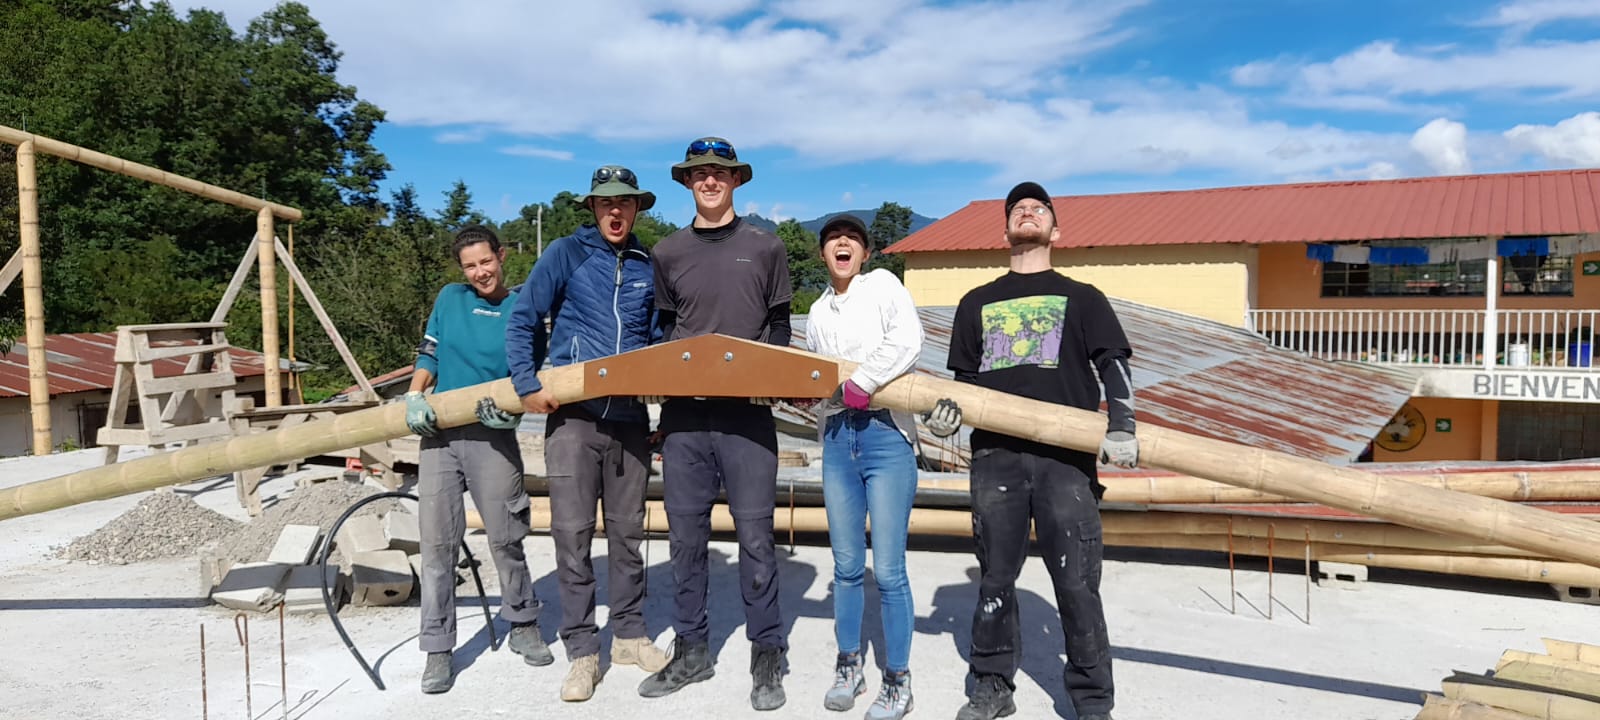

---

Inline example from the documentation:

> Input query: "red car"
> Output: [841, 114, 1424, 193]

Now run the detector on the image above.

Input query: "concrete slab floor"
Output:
[2, 448, 1597, 720]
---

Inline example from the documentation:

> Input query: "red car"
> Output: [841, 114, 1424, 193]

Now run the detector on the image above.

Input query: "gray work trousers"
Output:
[418, 423, 540, 653]
[545, 405, 652, 660]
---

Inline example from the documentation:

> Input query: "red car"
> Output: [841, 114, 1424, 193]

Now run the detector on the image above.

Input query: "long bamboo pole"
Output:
[856, 360, 1600, 567]
[1417, 695, 1544, 720]
[0, 125, 301, 221]
[256, 208, 281, 407]
[17, 140, 52, 455]
[5, 337, 1600, 571]
[0, 370, 568, 520]
[1097, 472, 1600, 505]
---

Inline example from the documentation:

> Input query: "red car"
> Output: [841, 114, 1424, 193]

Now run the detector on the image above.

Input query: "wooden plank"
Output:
[116, 322, 228, 334]
[138, 371, 237, 397]
[0, 248, 20, 295]
[137, 343, 230, 361]
[142, 422, 234, 445]
[275, 237, 372, 395]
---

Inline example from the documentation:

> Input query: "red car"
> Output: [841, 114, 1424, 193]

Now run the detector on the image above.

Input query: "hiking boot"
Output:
[420, 651, 454, 694]
[508, 621, 554, 667]
[865, 670, 914, 720]
[560, 654, 602, 702]
[750, 643, 787, 711]
[613, 635, 671, 673]
[638, 636, 715, 698]
[955, 675, 1014, 720]
[823, 652, 866, 711]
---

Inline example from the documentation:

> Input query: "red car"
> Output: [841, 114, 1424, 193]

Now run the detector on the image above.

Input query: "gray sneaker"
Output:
[420, 651, 453, 694]
[824, 653, 866, 711]
[508, 621, 554, 666]
[865, 670, 913, 720]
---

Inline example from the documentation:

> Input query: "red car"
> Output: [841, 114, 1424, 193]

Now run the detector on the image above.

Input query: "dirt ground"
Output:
[2, 447, 1596, 720]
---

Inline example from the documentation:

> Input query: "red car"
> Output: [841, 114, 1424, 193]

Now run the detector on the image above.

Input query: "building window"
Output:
[1320, 241, 1573, 297]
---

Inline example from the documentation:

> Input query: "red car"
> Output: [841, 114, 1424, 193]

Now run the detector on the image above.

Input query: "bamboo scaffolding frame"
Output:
[4, 337, 1600, 573]
[0, 125, 301, 220]
[17, 140, 51, 455]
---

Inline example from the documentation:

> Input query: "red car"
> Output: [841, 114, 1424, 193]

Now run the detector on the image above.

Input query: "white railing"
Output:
[1248, 309, 1600, 369]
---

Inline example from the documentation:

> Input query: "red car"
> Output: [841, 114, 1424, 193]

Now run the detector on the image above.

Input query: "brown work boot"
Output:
[561, 654, 602, 702]
[612, 635, 671, 673]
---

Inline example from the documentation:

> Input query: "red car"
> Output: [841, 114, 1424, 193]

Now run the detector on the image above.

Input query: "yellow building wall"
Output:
[1371, 397, 1493, 463]
[902, 245, 1257, 326]
[1257, 244, 1600, 310]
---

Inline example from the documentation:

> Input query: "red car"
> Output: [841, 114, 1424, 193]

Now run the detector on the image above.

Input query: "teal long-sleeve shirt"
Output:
[414, 283, 519, 393]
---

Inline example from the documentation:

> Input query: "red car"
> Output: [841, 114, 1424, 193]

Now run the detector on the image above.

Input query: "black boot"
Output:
[749, 643, 786, 711]
[638, 636, 715, 698]
[508, 621, 554, 667]
[955, 674, 1015, 720]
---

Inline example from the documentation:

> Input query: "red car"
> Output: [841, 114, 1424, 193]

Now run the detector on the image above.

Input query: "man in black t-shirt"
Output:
[637, 137, 794, 712]
[924, 181, 1136, 720]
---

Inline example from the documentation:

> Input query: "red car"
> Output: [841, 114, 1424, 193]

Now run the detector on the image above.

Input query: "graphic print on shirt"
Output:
[979, 295, 1067, 372]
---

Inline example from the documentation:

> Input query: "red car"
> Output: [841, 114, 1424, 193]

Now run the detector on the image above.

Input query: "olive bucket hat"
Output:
[670, 136, 753, 186]
[579, 165, 656, 212]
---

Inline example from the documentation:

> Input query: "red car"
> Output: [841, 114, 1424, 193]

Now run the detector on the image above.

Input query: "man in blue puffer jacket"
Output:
[505, 165, 670, 702]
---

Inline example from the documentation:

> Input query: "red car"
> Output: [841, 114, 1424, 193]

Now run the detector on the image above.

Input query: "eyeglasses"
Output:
[1009, 204, 1051, 218]
[592, 166, 638, 189]
[686, 139, 737, 161]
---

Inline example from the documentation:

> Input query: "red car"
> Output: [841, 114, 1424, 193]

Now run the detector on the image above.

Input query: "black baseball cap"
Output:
[1004, 181, 1054, 218]
[818, 213, 870, 249]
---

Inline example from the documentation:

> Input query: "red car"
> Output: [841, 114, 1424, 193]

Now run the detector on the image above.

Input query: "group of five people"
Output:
[400, 136, 1139, 720]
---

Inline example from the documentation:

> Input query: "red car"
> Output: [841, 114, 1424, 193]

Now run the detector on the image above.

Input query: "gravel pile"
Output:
[58, 490, 243, 565]
[212, 479, 401, 566]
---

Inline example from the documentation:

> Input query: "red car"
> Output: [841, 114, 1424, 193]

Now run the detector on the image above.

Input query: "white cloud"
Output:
[743, 201, 762, 217]
[1505, 111, 1600, 165]
[1297, 40, 1600, 98]
[499, 145, 574, 161]
[1477, 0, 1600, 29]
[840, 191, 853, 205]
[1410, 118, 1471, 174]
[1228, 58, 1291, 87]
[434, 128, 488, 144]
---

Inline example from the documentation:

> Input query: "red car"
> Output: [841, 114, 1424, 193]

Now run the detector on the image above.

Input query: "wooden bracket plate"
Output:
[584, 334, 839, 399]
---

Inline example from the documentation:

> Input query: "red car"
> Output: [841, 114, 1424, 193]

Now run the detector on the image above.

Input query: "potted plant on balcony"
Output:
[1569, 326, 1593, 368]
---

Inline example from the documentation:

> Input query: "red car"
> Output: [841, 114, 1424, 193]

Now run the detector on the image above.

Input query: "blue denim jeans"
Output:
[823, 409, 918, 672]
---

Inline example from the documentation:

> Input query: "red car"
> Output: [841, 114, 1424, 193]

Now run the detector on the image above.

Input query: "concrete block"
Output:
[1551, 584, 1600, 605]
[212, 562, 289, 612]
[335, 514, 387, 557]
[351, 550, 414, 607]
[1316, 561, 1368, 588]
[384, 511, 421, 554]
[408, 553, 423, 580]
[267, 524, 323, 565]
[197, 542, 233, 595]
[283, 565, 346, 614]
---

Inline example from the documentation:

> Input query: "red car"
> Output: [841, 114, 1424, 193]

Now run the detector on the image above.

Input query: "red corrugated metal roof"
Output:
[887, 169, 1600, 253]
[0, 332, 269, 399]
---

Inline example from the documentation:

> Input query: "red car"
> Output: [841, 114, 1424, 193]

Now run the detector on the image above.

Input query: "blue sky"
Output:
[177, 0, 1600, 224]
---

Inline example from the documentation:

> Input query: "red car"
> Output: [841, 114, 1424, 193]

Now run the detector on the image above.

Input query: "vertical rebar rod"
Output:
[1304, 527, 1312, 625]
[234, 613, 251, 720]
[200, 624, 208, 720]
[788, 483, 797, 555]
[1267, 523, 1275, 621]
[1227, 516, 1236, 615]
[279, 603, 287, 720]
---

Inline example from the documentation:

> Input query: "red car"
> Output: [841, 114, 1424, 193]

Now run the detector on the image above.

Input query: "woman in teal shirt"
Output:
[403, 225, 551, 693]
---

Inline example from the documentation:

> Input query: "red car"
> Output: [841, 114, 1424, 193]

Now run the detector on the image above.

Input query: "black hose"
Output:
[318, 491, 497, 691]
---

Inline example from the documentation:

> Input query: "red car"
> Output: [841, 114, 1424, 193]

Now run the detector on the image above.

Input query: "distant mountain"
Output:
[742, 209, 939, 237]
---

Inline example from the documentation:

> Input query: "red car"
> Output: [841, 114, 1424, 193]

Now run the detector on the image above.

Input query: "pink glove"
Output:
[842, 380, 872, 411]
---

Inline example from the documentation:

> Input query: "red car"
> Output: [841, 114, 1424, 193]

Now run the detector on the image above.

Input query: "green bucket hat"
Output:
[670, 136, 753, 186]
[578, 165, 656, 212]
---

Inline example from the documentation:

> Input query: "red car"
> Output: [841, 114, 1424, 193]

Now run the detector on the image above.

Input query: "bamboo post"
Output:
[17, 140, 51, 455]
[256, 208, 281, 407]
[286, 226, 295, 395]
[0, 125, 300, 221]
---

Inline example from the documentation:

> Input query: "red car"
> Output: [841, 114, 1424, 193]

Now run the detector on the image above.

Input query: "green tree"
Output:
[866, 201, 912, 278]
[437, 179, 488, 232]
[777, 219, 826, 313]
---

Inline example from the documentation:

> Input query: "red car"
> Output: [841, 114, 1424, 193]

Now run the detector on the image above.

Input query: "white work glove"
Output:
[922, 398, 962, 438]
[1099, 430, 1139, 468]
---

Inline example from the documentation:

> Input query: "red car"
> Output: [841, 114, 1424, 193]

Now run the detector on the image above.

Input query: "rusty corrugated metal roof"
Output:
[887, 168, 1600, 253]
[0, 332, 270, 399]
[788, 301, 1412, 465]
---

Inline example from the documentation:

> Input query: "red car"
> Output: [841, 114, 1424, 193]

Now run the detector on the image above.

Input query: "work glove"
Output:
[832, 380, 871, 411]
[637, 395, 667, 405]
[1099, 430, 1139, 468]
[404, 391, 438, 437]
[922, 398, 962, 438]
[476, 397, 522, 430]
[749, 397, 779, 406]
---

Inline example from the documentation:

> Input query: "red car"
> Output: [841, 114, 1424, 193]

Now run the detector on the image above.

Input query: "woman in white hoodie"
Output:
[805, 213, 924, 720]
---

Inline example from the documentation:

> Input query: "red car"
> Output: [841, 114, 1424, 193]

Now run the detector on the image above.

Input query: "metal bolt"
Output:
[724, 352, 734, 361]
[682, 352, 692, 361]
[811, 370, 821, 380]
[598, 368, 607, 378]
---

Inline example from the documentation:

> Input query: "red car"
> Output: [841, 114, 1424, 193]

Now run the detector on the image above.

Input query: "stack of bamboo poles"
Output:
[1415, 639, 1600, 719]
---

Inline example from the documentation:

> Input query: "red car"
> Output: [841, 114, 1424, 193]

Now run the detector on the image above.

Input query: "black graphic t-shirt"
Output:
[947, 269, 1131, 464]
